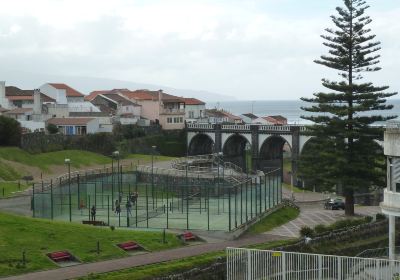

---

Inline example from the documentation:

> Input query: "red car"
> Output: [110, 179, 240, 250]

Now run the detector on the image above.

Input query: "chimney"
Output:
[33, 89, 41, 114]
[0, 81, 8, 109]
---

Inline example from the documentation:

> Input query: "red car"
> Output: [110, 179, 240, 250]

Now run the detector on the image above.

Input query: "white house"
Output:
[184, 98, 206, 123]
[381, 121, 400, 260]
[240, 113, 258, 124]
[47, 117, 100, 135]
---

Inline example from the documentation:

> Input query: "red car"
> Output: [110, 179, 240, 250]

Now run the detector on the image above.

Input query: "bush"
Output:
[364, 216, 373, 223]
[314, 224, 327, 234]
[0, 116, 22, 146]
[47, 124, 59, 134]
[300, 226, 314, 237]
[376, 213, 387, 221]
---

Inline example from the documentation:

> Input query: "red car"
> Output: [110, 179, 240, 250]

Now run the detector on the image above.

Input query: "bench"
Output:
[181, 232, 196, 241]
[48, 251, 71, 262]
[118, 241, 141, 251]
[82, 220, 106, 226]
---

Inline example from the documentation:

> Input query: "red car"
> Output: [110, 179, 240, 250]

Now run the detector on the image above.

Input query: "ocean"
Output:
[207, 99, 400, 124]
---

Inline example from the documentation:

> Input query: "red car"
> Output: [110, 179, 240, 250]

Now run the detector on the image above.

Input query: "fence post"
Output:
[247, 249, 252, 280]
[282, 251, 286, 280]
[50, 180, 54, 220]
[318, 254, 322, 279]
[337, 256, 342, 280]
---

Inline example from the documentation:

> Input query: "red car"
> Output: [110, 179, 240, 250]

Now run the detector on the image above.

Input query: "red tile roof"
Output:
[121, 90, 158, 101]
[47, 117, 95, 125]
[184, 98, 205, 105]
[48, 83, 84, 97]
[85, 90, 109, 101]
[4, 108, 33, 115]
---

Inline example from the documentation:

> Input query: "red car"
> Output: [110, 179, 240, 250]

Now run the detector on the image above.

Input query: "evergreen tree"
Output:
[300, 0, 397, 215]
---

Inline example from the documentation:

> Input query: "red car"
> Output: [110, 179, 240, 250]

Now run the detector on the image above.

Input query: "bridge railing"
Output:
[187, 123, 307, 132]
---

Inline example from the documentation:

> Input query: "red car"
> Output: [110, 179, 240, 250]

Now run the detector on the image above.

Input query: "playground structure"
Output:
[32, 154, 282, 232]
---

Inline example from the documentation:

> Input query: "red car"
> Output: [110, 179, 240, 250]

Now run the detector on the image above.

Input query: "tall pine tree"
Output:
[300, 0, 397, 215]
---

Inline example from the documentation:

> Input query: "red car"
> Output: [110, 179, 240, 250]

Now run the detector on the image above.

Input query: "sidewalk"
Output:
[2, 234, 287, 280]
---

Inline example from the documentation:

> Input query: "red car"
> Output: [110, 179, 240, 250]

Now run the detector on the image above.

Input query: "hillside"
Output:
[0, 212, 181, 277]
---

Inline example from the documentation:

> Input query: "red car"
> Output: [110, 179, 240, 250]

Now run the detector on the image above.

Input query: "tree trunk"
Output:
[344, 188, 355, 216]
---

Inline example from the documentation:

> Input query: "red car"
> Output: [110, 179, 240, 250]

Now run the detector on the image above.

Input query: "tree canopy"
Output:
[299, 0, 397, 215]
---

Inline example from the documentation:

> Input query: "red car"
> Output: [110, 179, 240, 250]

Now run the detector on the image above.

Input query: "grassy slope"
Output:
[0, 147, 111, 172]
[0, 182, 27, 198]
[0, 161, 21, 181]
[79, 240, 294, 280]
[247, 206, 300, 234]
[0, 212, 182, 277]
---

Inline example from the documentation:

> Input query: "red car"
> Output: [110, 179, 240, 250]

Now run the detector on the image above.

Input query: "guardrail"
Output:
[227, 247, 400, 280]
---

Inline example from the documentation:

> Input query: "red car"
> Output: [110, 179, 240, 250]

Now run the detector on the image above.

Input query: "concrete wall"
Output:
[185, 104, 205, 119]
[135, 100, 159, 121]
[87, 118, 100, 134]
[39, 84, 68, 104]
[0, 81, 9, 109]
[117, 104, 141, 117]
[385, 130, 400, 157]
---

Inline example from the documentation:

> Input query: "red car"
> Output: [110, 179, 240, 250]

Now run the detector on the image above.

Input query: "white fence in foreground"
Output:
[226, 247, 400, 280]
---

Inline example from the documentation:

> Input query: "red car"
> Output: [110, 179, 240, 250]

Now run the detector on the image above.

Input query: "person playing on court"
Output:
[91, 205, 96, 221]
[126, 199, 132, 216]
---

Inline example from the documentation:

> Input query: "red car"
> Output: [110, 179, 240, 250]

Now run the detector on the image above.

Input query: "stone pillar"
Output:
[214, 124, 222, 153]
[389, 215, 396, 260]
[250, 125, 259, 171]
[291, 126, 300, 183]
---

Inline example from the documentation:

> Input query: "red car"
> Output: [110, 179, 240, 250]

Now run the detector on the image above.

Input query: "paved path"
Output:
[2, 234, 287, 280]
[267, 205, 381, 238]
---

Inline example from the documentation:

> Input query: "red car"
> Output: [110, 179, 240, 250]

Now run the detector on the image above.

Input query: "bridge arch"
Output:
[258, 135, 292, 182]
[188, 133, 215, 155]
[223, 133, 252, 171]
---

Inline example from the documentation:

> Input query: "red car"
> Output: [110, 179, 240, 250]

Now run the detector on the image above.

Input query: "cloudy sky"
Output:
[0, 0, 399, 100]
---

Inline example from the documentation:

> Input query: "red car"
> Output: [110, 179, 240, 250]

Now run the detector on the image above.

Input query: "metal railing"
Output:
[357, 246, 400, 259]
[227, 247, 400, 280]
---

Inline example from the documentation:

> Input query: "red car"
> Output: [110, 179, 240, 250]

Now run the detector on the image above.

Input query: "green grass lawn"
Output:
[282, 182, 309, 193]
[247, 206, 300, 234]
[0, 160, 21, 181]
[0, 147, 111, 172]
[0, 212, 183, 277]
[126, 154, 176, 162]
[0, 182, 29, 198]
[78, 239, 294, 280]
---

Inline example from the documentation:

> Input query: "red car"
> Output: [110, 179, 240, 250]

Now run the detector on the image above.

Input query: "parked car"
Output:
[324, 198, 345, 210]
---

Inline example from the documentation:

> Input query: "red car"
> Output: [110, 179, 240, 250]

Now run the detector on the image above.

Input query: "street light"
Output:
[113, 151, 120, 193]
[151, 146, 156, 209]
[245, 142, 251, 175]
[217, 152, 223, 214]
[64, 158, 72, 222]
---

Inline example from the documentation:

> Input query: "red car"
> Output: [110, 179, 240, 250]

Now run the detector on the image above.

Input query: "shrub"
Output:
[0, 116, 22, 146]
[300, 226, 314, 237]
[314, 224, 327, 234]
[376, 213, 387, 221]
[364, 216, 373, 223]
[46, 124, 59, 134]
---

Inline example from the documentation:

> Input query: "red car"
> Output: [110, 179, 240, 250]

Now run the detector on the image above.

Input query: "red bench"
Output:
[48, 251, 72, 262]
[118, 241, 141, 251]
[181, 232, 196, 241]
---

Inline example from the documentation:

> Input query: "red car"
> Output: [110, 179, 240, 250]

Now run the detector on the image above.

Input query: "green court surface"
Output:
[33, 169, 282, 232]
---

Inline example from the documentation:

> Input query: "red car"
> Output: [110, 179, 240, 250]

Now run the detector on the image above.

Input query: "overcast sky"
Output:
[0, 0, 399, 100]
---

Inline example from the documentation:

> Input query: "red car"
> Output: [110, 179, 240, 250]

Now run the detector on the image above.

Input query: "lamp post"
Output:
[217, 152, 223, 214]
[245, 142, 251, 176]
[151, 146, 156, 209]
[64, 158, 72, 222]
[288, 171, 294, 200]
[113, 151, 120, 193]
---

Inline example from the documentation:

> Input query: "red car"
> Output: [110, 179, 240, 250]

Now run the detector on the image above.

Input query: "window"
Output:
[189, 111, 194, 118]
[179, 117, 183, 123]
[167, 117, 172, 123]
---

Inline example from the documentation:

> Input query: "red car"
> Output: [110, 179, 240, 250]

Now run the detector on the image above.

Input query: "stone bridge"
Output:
[186, 123, 313, 180]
